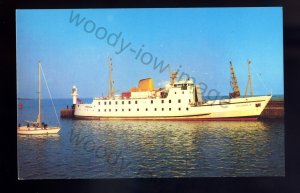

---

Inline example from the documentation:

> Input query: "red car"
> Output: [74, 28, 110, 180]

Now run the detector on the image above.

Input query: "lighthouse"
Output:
[72, 85, 78, 107]
[60, 86, 77, 118]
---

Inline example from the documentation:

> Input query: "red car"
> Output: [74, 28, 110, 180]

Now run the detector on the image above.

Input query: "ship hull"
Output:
[74, 95, 271, 121]
[74, 115, 258, 121]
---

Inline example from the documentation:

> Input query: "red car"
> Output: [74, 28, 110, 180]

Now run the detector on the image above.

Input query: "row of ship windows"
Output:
[98, 107, 189, 112]
[98, 99, 190, 105]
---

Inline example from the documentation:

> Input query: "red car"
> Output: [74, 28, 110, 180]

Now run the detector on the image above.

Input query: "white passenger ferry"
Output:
[73, 59, 271, 121]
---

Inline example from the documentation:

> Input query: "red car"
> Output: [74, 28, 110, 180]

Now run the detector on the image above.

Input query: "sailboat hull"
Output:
[17, 126, 60, 135]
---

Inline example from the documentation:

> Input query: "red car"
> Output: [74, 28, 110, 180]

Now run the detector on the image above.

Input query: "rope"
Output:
[40, 64, 61, 127]
[251, 63, 272, 96]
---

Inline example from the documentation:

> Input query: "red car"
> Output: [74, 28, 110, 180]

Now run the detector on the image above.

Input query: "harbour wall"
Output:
[260, 99, 284, 119]
[60, 109, 74, 118]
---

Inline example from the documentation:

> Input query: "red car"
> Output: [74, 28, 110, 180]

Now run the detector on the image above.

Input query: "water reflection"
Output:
[18, 119, 284, 178]
[17, 133, 61, 179]
[65, 120, 283, 177]
[18, 134, 60, 139]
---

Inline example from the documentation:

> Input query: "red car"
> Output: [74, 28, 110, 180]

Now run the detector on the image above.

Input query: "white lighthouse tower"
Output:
[72, 85, 78, 106]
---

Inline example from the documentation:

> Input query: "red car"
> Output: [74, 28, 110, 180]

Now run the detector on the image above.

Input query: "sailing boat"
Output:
[17, 62, 61, 135]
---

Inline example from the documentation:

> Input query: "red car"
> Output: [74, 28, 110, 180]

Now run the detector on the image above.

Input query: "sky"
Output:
[16, 8, 283, 99]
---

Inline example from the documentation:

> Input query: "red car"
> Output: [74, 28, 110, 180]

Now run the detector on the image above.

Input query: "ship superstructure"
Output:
[73, 59, 271, 121]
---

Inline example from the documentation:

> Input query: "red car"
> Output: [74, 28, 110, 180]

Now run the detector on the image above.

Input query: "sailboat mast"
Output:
[37, 62, 41, 126]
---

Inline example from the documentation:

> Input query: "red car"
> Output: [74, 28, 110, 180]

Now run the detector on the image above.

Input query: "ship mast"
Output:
[36, 62, 41, 126]
[108, 57, 114, 99]
[229, 61, 240, 98]
[168, 64, 178, 85]
[244, 60, 253, 97]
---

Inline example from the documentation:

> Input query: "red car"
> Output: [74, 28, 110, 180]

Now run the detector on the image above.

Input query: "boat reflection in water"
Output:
[62, 119, 284, 178]
[18, 118, 284, 178]
[18, 134, 60, 139]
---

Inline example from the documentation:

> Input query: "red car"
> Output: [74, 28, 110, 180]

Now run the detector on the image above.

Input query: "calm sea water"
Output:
[17, 98, 284, 179]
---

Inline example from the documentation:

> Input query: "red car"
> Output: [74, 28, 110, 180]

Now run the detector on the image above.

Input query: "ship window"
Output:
[98, 109, 100, 112]
[115, 109, 117, 112]
[104, 102, 106, 105]
[161, 100, 164, 104]
[162, 108, 164, 111]
[256, 103, 261, 107]
[135, 101, 138, 104]
[129, 109, 131, 111]
[122, 101, 124, 104]
[169, 108, 171, 111]
[151, 100, 153, 104]
[189, 99, 191, 102]
[186, 107, 189, 111]
[128, 101, 131, 104]
[146, 108, 148, 111]
[122, 109, 124, 111]
[154, 108, 157, 111]
[109, 109, 111, 112]
[182, 91, 184, 94]
[178, 99, 181, 103]
[104, 109, 106, 112]
[169, 100, 171, 103]
[175, 92, 177, 94]
[109, 101, 111, 105]
[178, 107, 181, 111]
[98, 102, 100, 105]
[181, 85, 187, 90]
[115, 101, 118, 105]
[137, 108, 139, 111]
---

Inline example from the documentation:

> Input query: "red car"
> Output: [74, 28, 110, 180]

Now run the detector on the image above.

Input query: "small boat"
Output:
[17, 62, 61, 135]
